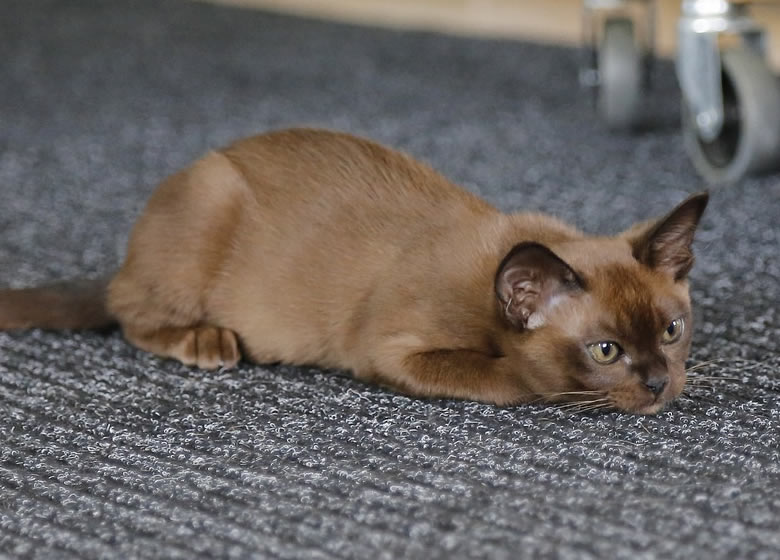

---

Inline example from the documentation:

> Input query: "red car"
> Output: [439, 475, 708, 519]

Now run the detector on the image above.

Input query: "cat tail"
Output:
[0, 276, 116, 330]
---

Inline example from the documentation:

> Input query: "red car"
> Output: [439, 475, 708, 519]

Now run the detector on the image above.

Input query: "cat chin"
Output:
[633, 403, 666, 415]
[608, 391, 670, 415]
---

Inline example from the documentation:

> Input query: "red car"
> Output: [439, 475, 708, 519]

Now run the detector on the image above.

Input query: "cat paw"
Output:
[124, 325, 241, 370]
[174, 326, 241, 370]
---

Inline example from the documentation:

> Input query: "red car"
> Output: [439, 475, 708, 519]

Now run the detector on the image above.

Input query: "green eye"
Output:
[662, 318, 684, 343]
[587, 341, 622, 364]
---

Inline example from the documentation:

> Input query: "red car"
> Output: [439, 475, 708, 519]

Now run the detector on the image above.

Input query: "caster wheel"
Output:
[682, 45, 780, 183]
[598, 18, 643, 130]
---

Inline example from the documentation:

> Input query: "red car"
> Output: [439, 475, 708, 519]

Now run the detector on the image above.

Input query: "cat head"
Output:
[495, 192, 709, 414]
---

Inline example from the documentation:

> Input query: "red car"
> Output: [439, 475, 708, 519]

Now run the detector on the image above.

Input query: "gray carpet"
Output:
[1, 1, 779, 558]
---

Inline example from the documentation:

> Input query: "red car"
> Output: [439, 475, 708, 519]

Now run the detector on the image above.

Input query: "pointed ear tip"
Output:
[688, 191, 710, 209]
[678, 191, 709, 221]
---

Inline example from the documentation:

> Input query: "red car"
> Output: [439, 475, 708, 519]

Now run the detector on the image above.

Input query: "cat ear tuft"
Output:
[495, 242, 583, 330]
[627, 192, 709, 281]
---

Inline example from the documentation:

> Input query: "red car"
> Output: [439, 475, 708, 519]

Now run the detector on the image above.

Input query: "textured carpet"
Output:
[1, 1, 779, 558]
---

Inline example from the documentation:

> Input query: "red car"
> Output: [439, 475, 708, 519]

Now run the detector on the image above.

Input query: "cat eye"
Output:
[587, 341, 622, 365]
[662, 318, 684, 343]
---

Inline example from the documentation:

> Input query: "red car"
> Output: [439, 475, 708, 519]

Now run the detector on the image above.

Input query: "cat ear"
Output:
[495, 242, 583, 330]
[626, 192, 709, 281]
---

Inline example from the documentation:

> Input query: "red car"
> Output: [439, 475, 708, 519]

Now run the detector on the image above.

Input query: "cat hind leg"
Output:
[106, 151, 250, 370]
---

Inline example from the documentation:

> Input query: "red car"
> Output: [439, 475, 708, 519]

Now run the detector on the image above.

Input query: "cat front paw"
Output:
[176, 326, 241, 370]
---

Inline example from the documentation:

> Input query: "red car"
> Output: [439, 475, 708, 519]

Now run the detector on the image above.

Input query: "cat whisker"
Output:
[684, 379, 718, 386]
[575, 401, 613, 411]
[552, 398, 612, 414]
[526, 390, 606, 405]
[685, 358, 734, 372]
[551, 396, 609, 406]
[735, 360, 775, 373]
[683, 384, 715, 395]
[684, 377, 740, 390]
[560, 402, 614, 415]
[541, 390, 606, 396]
[686, 375, 739, 382]
[687, 358, 771, 374]
[532, 390, 605, 398]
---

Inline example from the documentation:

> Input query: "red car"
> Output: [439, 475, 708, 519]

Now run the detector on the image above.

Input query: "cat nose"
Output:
[644, 375, 669, 396]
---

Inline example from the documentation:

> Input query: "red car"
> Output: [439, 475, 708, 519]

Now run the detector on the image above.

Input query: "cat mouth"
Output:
[632, 383, 686, 414]
[634, 389, 680, 414]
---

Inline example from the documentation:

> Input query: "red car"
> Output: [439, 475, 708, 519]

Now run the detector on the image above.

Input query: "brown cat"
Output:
[0, 128, 708, 414]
